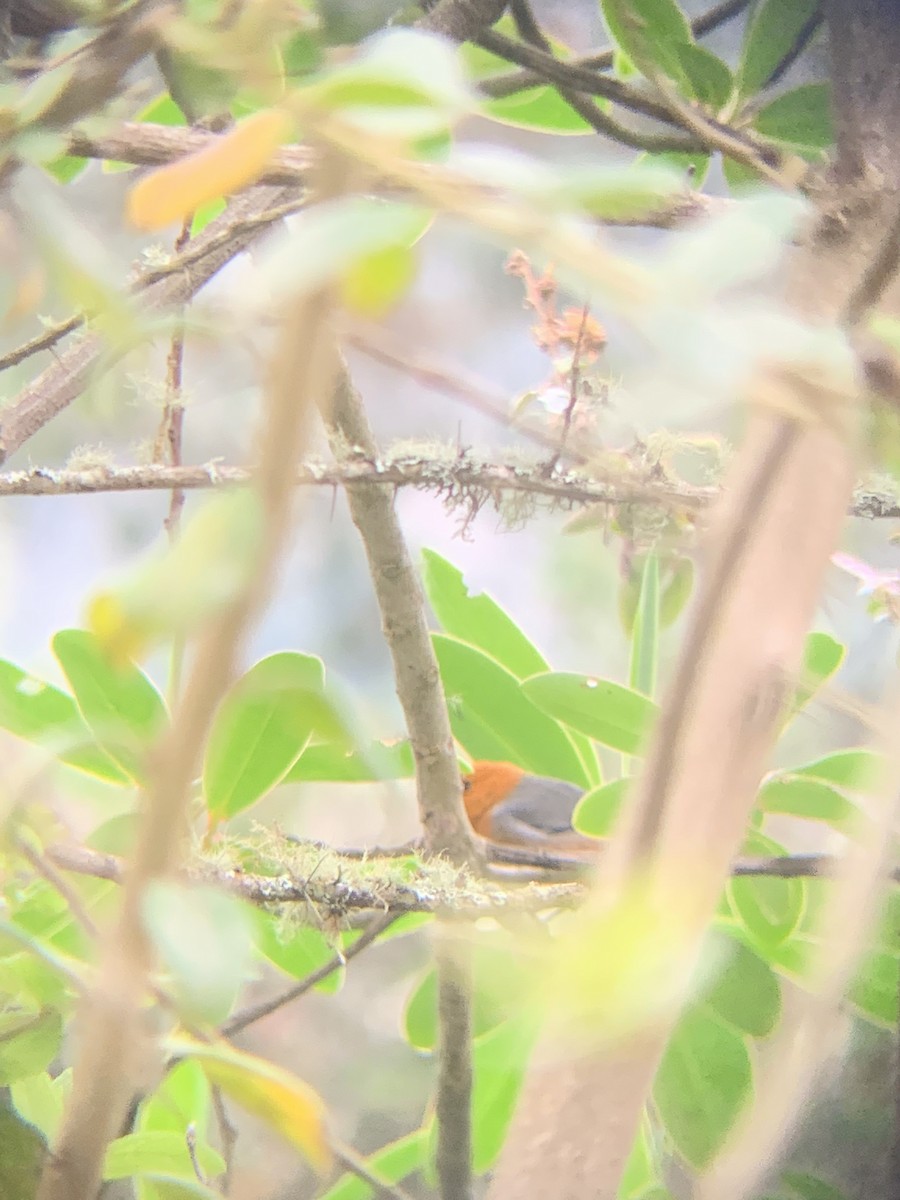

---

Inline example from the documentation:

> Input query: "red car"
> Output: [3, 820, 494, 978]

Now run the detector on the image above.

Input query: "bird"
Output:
[461, 760, 600, 858]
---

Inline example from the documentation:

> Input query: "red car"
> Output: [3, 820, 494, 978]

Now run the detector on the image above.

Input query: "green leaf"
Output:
[673, 44, 732, 110]
[422, 549, 548, 679]
[483, 86, 594, 134]
[104, 1132, 225, 1182]
[792, 631, 845, 712]
[0, 1010, 63, 1085]
[142, 883, 255, 1024]
[754, 83, 833, 150]
[88, 491, 266, 661]
[599, 0, 692, 85]
[573, 779, 630, 838]
[0, 658, 128, 783]
[630, 554, 659, 697]
[522, 672, 657, 756]
[780, 1172, 850, 1200]
[138, 1059, 211, 1138]
[737, 0, 821, 98]
[284, 740, 415, 783]
[791, 749, 881, 792]
[0, 1099, 46, 1200]
[701, 932, 780, 1037]
[304, 27, 475, 136]
[728, 833, 806, 950]
[319, 1130, 429, 1200]
[757, 776, 859, 830]
[52, 629, 168, 780]
[254, 198, 430, 307]
[848, 949, 899, 1026]
[618, 1119, 663, 1200]
[43, 154, 87, 184]
[433, 636, 589, 785]
[10, 1070, 67, 1145]
[470, 1020, 534, 1172]
[653, 1006, 752, 1167]
[203, 652, 336, 821]
[255, 920, 343, 995]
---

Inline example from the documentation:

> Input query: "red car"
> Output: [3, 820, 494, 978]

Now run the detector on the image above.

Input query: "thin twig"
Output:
[331, 1140, 418, 1200]
[16, 834, 100, 938]
[222, 912, 398, 1037]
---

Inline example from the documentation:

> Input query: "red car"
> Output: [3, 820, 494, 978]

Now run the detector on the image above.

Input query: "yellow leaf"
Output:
[127, 109, 290, 231]
[166, 1036, 331, 1173]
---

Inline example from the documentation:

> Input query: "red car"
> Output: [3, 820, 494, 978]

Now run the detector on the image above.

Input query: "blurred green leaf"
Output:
[422, 549, 548, 678]
[630, 553, 659, 697]
[599, 0, 691, 86]
[10, 1070, 68, 1145]
[340, 243, 417, 316]
[52, 629, 167, 782]
[253, 198, 430, 308]
[142, 883, 255, 1024]
[285, 740, 414, 783]
[88, 491, 265, 661]
[653, 1006, 752, 1167]
[701, 932, 780, 1036]
[433, 636, 589, 784]
[791, 749, 881, 792]
[42, 154, 87, 183]
[0, 658, 128, 783]
[0, 1009, 62, 1085]
[574, 779, 630, 837]
[737, 0, 821, 98]
[104, 1132, 225, 1182]
[754, 83, 832, 149]
[255, 920, 343, 995]
[780, 1172, 851, 1200]
[522, 672, 657, 756]
[484, 86, 594, 133]
[0, 1098, 46, 1200]
[138, 1059, 210, 1138]
[204, 652, 336, 821]
[792, 631, 845, 713]
[470, 1020, 534, 1172]
[319, 1130, 428, 1200]
[728, 833, 806, 950]
[673, 44, 732, 110]
[303, 27, 475, 136]
[758, 776, 859, 830]
[848, 949, 899, 1026]
[618, 1119, 663, 1200]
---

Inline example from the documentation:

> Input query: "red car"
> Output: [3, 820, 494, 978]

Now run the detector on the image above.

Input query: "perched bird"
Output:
[462, 760, 599, 857]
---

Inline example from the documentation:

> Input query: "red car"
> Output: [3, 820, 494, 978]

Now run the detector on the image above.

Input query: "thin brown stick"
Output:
[222, 912, 397, 1037]
[331, 1139, 418, 1200]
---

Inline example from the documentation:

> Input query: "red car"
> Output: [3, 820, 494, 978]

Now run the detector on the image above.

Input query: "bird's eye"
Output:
[462, 776, 472, 791]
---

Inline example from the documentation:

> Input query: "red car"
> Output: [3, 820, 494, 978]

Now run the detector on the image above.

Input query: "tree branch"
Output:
[322, 366, 479, 864]
[415, 0, 507, 43]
